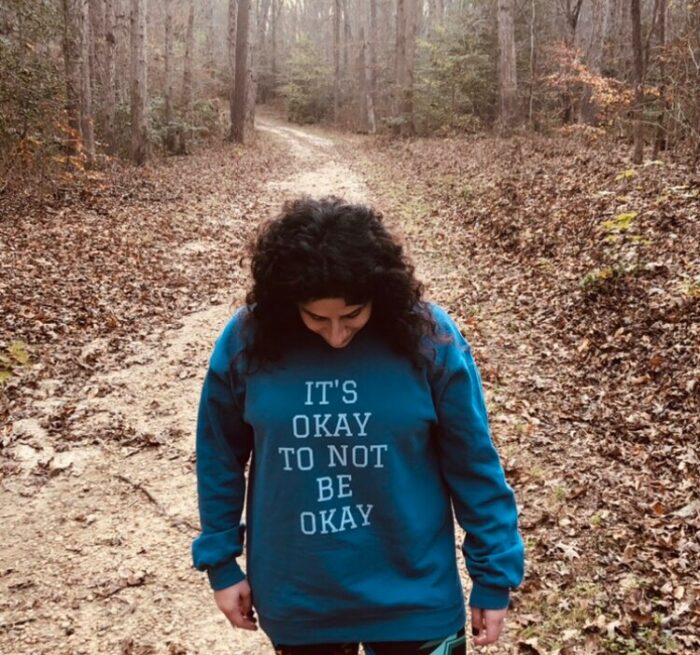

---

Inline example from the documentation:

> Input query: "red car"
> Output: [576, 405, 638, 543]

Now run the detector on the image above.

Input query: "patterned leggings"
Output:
[274, 627, 466, 655]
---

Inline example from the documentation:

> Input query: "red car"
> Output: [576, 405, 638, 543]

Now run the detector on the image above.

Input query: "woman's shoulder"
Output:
[210, 306, 254, 366]
[423, 302, 469, 345]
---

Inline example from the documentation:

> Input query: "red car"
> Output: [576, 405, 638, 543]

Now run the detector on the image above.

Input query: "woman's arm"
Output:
[192, 314, 253, 592]
[430, 306, 525, 615]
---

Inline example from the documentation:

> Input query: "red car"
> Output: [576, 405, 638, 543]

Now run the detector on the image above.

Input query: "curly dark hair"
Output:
[243, 196, 437, 369]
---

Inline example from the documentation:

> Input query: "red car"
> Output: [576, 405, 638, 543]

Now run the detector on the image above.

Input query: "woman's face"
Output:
[298, 298, 373, 349]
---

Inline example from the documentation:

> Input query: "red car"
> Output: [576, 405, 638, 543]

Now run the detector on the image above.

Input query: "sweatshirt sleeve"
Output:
[430, 305, 525, 610]
[191, 311, 253, 591]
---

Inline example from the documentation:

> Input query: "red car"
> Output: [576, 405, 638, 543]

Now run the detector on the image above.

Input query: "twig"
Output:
[114, 474, 199, 534]
[0, 616, 37, 632]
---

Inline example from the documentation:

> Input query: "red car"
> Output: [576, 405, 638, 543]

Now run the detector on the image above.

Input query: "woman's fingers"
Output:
[214, 580, 258, 631]
[226, 604, 258, 631]
[238, 583, 257, 628]
[471, 607, 507, 646]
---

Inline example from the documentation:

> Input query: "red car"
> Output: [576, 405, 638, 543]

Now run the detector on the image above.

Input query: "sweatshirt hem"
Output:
[260, 601, 466, 645]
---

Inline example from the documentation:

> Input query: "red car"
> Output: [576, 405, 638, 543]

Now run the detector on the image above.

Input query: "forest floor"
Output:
[1, 112, 698, 655]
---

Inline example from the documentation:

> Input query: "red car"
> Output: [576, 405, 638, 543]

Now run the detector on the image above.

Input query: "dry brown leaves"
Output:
[0, 135, 293, 438]
[346, 133, 699, 654]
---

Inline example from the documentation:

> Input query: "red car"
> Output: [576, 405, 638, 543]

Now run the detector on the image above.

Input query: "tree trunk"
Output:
[369, 0, 378, 119]
[129, 0, 147, 164]
[395, 0, 417, 135]
[270, 0, 281, 87]
[182, 0, 194, 115]
[562, 0, 584, 122]
[580, 0, 609, 125]
[359, 25, 376, 134]
[342, 0, 352, 80]
[204, 0, 215, 76]
[631, 0, 644, 163]
[163, 0, 175, 152]
[103, 0, 116, 153]
[497, 0, 518, 129]
[228, 0, 237, 138]
[333, 0, 341, 122]
[245, 0, 256, 140]
[88, 0, 105, 138]
[528, 0, 536, 128]
[62, 0, 84, 160]
[80, 0, 95, 166]
[231, 0, 250, 143]
[653, 0, 666, 157]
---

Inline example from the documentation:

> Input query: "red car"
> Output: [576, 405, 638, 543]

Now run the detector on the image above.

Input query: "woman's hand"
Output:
[471, 607, 507, 647]
[214, 579, 258, 631]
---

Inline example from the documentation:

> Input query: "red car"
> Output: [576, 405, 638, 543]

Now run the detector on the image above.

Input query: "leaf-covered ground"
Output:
[343, 134, 699, 654]
[1, 119, 698, 655]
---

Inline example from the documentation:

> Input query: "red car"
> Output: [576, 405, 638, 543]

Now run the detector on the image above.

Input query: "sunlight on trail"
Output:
[0, 120, 376, 655]
[258, 118, 369, 203]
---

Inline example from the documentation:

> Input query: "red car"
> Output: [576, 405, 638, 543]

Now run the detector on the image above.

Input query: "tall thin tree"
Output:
[62, 0, 85, 161]
[231, 0, 250, 143]
[333, 0, 341, 122]
[80, 0, 95, 165]
[395, 0, 418, 135]
[129, 0, 147, 164]
[653, 0, 667, 156]
[497, 0, 518, 129]
[631, 0, 644, 163]
[163, 0, 175, 152]
[182, 0, 194, 131]
[228, 0, 238, 139]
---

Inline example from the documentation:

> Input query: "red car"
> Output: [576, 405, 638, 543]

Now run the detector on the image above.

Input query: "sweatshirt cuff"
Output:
[206, 560, 246, 591]
[469, 583, 510, 609]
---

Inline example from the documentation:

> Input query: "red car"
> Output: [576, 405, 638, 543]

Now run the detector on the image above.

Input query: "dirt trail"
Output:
[1, 118, 370, 655]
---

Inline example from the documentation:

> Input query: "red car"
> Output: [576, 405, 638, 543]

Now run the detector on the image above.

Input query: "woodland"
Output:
[1, 1, 699, 654]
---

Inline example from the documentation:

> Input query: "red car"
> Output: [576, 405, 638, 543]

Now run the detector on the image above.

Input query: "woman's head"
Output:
[244, 196, 435, 366]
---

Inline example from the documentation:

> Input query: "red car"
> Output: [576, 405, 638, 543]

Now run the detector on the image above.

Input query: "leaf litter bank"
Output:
[0, 135, 293, 436]
[343, 134, 699, 655]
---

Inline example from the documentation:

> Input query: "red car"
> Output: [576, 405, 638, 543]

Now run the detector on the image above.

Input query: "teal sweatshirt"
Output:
[192, 304, 524, 645]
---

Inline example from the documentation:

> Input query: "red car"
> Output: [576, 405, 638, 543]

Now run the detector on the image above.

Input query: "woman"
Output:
[192, 196, 524, 654]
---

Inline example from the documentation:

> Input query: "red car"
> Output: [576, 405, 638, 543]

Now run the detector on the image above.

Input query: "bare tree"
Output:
[129, 0, 147, 164]
[270, 0, 282, 87]
[497, 0, 518, 129]
[181, 0, 194, 149]
[163, 0, 174, 151]
[80, 0, 95, 165]
[228, 0, 238, 137]
[653, 0, 667, 157]
[62, 0, 94, 165]
[103, 0, 117, 153]
[88, 0, 106, 139]
[334, 0, 341, 122]
[395, 0, 418, 135]
[631, 0, 644, 163]
[231, 0, 250, 143]
[580, 0, 610, 125]
[359, 24, 376, 133]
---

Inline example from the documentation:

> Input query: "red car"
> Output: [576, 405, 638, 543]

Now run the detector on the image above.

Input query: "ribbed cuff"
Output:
[206, 559, 246, 591]
[469, 583, 510, 610]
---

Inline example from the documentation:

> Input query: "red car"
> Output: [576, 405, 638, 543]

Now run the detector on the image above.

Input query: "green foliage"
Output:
[281, 37, 333, 124]
[580, 266, 615, 291]
[148, 96, 225, 154]
[601, 211, 638, 233]
[0, 0, 65, 188]
[413, 19, 496, 134]
[0, 340, 31, 384]
[0, 1, 63, 143]
[615, 168, 638, 181]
